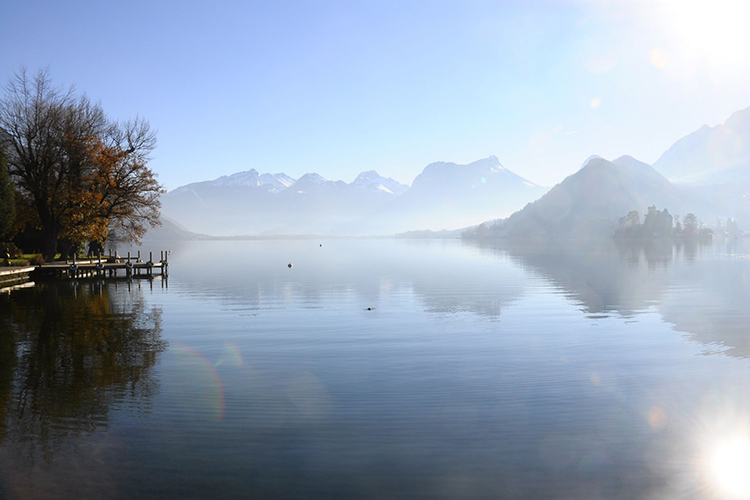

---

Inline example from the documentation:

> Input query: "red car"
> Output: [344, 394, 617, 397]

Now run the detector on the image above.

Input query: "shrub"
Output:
[29, 254, 45, 266]
[1, 242, 19, 258]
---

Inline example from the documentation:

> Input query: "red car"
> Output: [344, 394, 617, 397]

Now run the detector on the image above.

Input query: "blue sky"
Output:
[2, 0, 750, 190]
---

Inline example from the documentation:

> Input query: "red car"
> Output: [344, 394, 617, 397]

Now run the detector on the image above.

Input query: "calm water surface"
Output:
[1, 238, 750, 499]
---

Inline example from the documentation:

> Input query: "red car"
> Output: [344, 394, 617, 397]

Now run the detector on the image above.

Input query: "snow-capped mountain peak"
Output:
[204, 169, 297, 193]
[259, 172, 295, 192]
[294, 173, 327, 185]
[351, 170, 409, 196]
[213, 169, 262, 187]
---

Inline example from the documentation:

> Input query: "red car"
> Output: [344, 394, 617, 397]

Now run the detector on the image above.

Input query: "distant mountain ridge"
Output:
[387, 156, 546, 231]
[410, 156, 539, 192]
[171, 169, 407, 196]
[207, 170, 295, 191]
[160, 157, 546, 236]
[650, 106, 750, 227]
[464, 155, 709, 243]
[157, 105, 750, 239]
[653, 106, 750, 184]
[351, 171, 409, 196]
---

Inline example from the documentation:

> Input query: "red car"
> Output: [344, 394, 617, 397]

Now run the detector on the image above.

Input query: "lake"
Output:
[1, 238, 750, 499]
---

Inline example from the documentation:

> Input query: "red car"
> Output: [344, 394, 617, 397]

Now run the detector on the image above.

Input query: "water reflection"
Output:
[0, 282, 165, 464]
[4, 239, 746, 498]
[467, 238, 750, 360]
[166, 238, 750, 361]
[165, 239, 528, 318]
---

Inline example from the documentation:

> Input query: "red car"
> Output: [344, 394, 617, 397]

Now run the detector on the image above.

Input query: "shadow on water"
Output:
[465, 237, 750, 359]
[0, 281, 165, 495]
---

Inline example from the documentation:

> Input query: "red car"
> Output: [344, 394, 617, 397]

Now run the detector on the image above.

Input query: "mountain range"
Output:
[653, 106, 750, 184]
[159, 156, 546, 236]
[157, 106, 750, 239]
[461, 106, 750, 242]
[463, 156, 703, 243]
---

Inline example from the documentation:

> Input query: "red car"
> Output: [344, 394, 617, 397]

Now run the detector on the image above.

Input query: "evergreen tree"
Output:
[0, 146, 15, 240]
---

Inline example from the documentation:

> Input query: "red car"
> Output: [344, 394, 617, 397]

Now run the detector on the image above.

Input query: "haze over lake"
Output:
[2, 238, 749, 499]
[4, 1, 750, 497]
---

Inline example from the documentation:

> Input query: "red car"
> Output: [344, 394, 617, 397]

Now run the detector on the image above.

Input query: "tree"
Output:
[55, 133, 163, 247]
[683, 213, 698, 238]
[642, 205, 672, 238]
[673, 215, 682, 236]
[0, 68, 164, 260]
[614, 210, 641, 240]
[0, 146, 15, 240]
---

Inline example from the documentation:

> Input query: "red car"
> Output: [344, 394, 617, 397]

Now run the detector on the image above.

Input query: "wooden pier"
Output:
[0, 266, 37, 291]
[32, 250, 169, 280]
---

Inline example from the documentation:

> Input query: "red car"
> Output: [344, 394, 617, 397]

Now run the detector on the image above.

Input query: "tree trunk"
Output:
[42, 228, 58, 262]
[57, 238, 76, 262]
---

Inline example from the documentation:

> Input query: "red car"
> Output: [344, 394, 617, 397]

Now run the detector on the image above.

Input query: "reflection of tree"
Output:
[0, 282, 165, 463]
[614, 238, 676, 266]
[0, 303, 16, 444]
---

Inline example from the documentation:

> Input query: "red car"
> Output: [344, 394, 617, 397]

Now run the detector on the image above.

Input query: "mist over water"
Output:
[1, 238, 749, 499]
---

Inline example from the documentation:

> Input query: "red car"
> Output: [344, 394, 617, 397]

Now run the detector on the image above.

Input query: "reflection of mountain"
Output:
[470, 238, 671, 317]
[0, 283, 165, 462]
[159, 156, 546, 236]
[465, 156, 699, 243]
[467, 238, 750, 360]
[656, 239, 750, 359]
[168, 239, 526, 319]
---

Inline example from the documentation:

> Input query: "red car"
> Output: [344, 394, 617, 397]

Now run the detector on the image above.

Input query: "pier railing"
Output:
[33, 250, 169, 280]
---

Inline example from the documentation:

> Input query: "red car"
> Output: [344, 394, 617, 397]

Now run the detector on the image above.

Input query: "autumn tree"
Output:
[55, 130, 163, 249]
[0, 68, 163, 260]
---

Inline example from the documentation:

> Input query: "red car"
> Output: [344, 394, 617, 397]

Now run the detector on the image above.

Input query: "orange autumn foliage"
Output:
[57, 135, 165, 245]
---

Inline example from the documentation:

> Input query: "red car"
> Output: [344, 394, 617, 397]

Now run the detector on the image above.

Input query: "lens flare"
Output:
[172, 344, 226, 421]
[649, 48, 668, 69]
[216, 342, 243, 367]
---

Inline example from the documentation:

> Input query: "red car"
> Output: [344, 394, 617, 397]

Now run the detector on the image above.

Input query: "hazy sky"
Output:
[2, 0, 750, 190]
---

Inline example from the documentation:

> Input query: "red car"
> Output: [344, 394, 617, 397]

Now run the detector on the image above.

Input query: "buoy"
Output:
[367, 307, 373, 311]
[288, 263, 292, 268]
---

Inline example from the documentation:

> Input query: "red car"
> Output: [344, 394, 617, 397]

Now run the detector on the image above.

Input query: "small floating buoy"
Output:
[367, 307, 373, 311]
[320, 244, 322, 247]
[287, 263, 292, 268]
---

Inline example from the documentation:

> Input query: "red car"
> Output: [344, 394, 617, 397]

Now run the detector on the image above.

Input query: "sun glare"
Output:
[658, 0, 750, 70]
[708, 438, 750, 497]
[692, 402, 750, 499]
